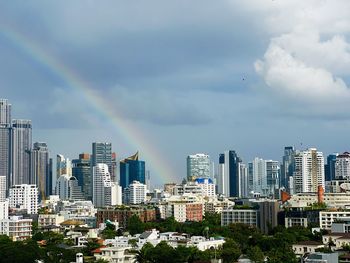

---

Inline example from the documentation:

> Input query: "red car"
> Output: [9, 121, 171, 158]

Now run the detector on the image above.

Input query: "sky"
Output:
[1, 0, 350, 186]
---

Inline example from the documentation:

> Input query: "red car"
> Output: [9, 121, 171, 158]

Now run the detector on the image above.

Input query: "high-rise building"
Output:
[217, 150, 241, 197]
[56, 154, 72, 178]
[248, 158, 279, 197]
[92, 142, 112, 173]
[186, 154, 211, 181]
[238, 163, 249, 198]
[93, 163, 115, 207]
[0, 176, 6, 202]
[11, 119, 32, 186]
[335, 152, 350, 180]
[293, 148, 325, 193]
[120, 152, 145, 190]
[123, 181, 147, 205]
[47, 158, 53, 196]
[30, 142, 49, 199]
[9, 184, 38, 214]
[55, 174, 84, 201]
[325, 153, 338, 181]
[72, 153, 92, 200]
[0, 99, 11, 191]
[280, 146, 295, 190]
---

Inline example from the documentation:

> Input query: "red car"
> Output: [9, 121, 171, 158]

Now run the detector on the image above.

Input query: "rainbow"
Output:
[0, 23, 178, 184]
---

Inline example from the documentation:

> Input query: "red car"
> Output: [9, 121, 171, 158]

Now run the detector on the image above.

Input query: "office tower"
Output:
[47, 158, 53, 196]
[335, 152, 350, 180]
[293, 148, 325, 193]
[146, 170, 151, 191]
[217, 150, 241, 197]
[72, 153, 91, 200]
[92, 142, 112, 172]
[111, 152, 118, 182]
[0, 176, 6, 202]
[93, 163, 113, 207]
[120, 152, 145, 190]
[30, 142, 49, 199]
[55, 174, 84, 201]
[9, 184, 38, 214]
[123, 181, 147, 204]
[56, 154, 72, 178]
[280, 146, 295, 190]
[187, 154, 211, 181]
[11, 119, 32, 186]
[248, 158, 279, 197]
[325, 153, 338, 181]
[0, 99, 11, 191]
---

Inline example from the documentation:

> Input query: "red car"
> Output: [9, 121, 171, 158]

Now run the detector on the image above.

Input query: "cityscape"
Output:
[1, 1, 350, 263]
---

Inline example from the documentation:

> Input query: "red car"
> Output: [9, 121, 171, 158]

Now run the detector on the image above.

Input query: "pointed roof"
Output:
[121, 151, 139, 162]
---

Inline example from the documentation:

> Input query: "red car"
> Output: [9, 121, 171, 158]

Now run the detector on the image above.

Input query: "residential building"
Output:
[11, 119, 32, 186]
[30, 142, 50, 199]
[9, 184, 38, 214]
[72, 153, 92, 200]
[259, 200, 281, 234]
[124, 181, 147, 205]
[221, 208, 259, 227]
[283, 208, 321, 228]
[120, 152, 145, 189]
[335, 152, 350, 180]
[0, 201, 8, 220]
[0, 176, 6, 202]
[56, 154, 72, 177]
[0, 99, 11, 192]
[217, 150, 242, 197]
[96, 206, 157, 228]
[320, 210, 350, 230]
[93, 163, 116, 207]
[38, 214, 65, 229]
[293, 148, 325, 194]
[187, 154, 211, 181]
[172, 178, 215, 197]
[0, 215, 32, 241]
[292, 241, 324, 256]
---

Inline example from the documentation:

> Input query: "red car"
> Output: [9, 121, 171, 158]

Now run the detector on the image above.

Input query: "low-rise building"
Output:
[0, 215, 32, 241]
[283, 209, 321, 228]
[320, 210, 350, 230]
[38, 213, 65, 229]
[221, 207, 259, 227]
[93, 246, 135, 263]
[292, 241, 325, 256]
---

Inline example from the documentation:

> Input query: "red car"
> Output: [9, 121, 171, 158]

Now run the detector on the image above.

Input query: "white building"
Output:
[9, 184, 38, 214]
[0, 201, 8, 220]
[320, 210, 350, 230]
[293, 148, 325, 193]
[187, 154, 211, 181]
[221, 208, 258, 227]
[335, 152, 350, 180]
[173, 178, 216, 197]
[55, 174, 84, 201]
[38, 214, 65, 229]
[0, 176, 6, 202]
[111, 183, 122, 206]
[0, 215, 32, 241]
[124, 181, 147, 205]
[93, 163, 116, 207]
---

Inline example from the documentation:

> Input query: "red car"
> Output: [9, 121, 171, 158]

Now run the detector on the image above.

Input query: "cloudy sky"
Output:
[1, 0, 350, 186]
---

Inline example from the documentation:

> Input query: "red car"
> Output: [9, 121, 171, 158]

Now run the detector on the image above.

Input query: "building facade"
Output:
[187, 154, 211, 181]
[335, 152, 350, 180]
[0, 99, 11, 191]
[9, 184, 38, 214]
[120, 152, 145, 190]
[72, 153, 92, 200]
[293, 148, 325, 194]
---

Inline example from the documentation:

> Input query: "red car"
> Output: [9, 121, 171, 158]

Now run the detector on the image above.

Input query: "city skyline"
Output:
[1, 1, 350, 185]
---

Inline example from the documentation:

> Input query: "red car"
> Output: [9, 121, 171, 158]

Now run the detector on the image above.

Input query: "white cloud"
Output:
[253, 0, 350, 117]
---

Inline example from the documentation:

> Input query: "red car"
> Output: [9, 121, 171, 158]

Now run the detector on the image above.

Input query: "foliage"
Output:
[247, 246, 264, 263]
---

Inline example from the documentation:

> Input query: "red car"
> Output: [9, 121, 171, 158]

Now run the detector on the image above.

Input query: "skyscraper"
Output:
[325, 153, 338, 181]
[293, 148, 325, 193]
[11, 119, 32, 186]
[119, 152, 145, 190]
[30, 142, 49, 199]
[72, 153, 91, 200]
[335, 152, 350, 180]
[92, 142, 112, 172]
[187, 154, 211, 181]
[93, 163, 118, 207]
[248, 158, 279, 197]
[0, 99, 11, 191]
[217, 150, 241, 197]
[280, 146, 295, 190]
[56, 154, 72, 178]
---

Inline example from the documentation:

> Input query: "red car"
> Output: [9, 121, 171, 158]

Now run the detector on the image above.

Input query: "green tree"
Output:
[247, 246, 264, 263]
[127, 215, 145, 235]
[221, 239, 241, 263]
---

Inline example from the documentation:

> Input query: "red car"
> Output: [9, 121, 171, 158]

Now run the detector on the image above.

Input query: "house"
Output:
[292, 241, 325, 256]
